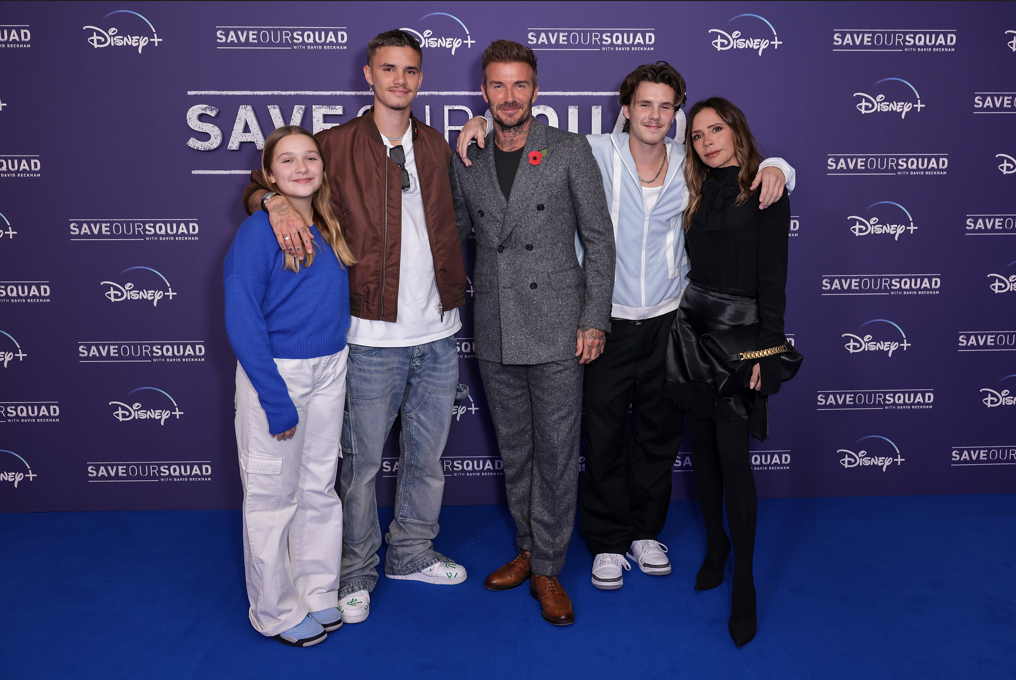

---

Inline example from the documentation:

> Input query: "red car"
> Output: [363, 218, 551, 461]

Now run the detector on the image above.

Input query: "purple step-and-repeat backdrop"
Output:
[1, 2, 1014, 512]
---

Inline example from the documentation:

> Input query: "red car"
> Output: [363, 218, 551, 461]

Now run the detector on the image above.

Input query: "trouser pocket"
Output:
[241, 454, 284, 511]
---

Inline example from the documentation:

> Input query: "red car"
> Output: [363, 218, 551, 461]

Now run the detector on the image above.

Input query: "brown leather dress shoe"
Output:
[530, 574, 575, 625]
[483, 550, 531, 591]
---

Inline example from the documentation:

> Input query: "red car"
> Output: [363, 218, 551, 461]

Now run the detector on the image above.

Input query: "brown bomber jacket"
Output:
[243, 111, 467, 323]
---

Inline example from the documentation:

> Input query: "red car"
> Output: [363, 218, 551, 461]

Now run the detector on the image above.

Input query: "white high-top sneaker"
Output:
[591, 553, 631, 590]
[626, 540, 671, 575]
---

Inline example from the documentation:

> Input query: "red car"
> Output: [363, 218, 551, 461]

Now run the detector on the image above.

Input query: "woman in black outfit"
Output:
[665, 98, 791, 647]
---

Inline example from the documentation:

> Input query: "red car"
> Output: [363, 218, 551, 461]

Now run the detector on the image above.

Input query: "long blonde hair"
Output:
[683, 98, 763, 232]
[261, 126, 356, 272]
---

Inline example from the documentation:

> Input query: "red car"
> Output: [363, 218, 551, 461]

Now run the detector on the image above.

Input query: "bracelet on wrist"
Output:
[260, 191, 279, 212]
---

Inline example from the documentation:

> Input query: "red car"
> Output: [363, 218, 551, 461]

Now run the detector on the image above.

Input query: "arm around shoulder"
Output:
[758, 157, 795, 194]
[449, 157, 474, 244]
[242, 170, 272, 216]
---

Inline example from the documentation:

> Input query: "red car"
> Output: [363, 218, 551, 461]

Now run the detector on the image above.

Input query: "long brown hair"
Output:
[261, 125, 356, 272]
[683, 98, 764, 231]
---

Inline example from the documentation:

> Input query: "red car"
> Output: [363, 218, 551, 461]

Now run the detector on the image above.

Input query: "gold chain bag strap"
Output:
[736, 344, 790, 361]
[699, 325, 803, 396]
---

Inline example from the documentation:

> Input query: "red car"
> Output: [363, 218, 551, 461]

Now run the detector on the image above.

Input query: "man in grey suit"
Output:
[450, 40, 615, 626]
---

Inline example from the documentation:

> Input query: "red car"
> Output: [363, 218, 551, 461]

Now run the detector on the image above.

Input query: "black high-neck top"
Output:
[686, 165, 791, 394]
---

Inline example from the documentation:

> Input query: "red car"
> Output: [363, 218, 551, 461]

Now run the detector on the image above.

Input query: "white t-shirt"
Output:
[641, 184, 663, 215]
[347, 120, 462, 347]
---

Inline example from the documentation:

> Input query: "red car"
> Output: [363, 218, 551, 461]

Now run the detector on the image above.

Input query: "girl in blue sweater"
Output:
[225, 125, 355, 647]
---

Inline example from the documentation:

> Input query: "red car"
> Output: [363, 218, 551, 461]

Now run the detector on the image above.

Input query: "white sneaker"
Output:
[591, 553, 631, 590]
[387, 560, 468, 585]
[626, 540, 672, 575]
[339, 590, 370, 624]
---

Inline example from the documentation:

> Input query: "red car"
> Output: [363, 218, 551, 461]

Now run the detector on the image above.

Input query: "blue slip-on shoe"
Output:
[272, 616, 327, 647]
[308, 607, 343, 633]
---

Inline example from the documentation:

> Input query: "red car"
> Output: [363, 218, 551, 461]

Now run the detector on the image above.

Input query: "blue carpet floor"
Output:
[1, 494, 1014, 679]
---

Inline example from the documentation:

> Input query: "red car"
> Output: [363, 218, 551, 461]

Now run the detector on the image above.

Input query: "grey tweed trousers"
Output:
[478, 357, 583, 576]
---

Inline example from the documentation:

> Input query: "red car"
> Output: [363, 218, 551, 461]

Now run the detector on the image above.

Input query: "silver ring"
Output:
[283, 236, 291, 241]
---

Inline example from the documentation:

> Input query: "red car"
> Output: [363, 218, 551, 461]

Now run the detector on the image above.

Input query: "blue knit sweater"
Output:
[224, 211, 350, 434]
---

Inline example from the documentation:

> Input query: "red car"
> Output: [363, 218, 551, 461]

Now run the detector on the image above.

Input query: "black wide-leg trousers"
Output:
[580, 310, 684, 556]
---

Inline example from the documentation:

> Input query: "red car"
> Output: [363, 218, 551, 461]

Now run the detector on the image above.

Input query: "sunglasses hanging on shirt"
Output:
[389, 145, 411, 192]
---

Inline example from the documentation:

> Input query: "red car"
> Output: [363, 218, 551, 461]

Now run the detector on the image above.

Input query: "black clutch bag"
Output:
[699, 323, 803, 396]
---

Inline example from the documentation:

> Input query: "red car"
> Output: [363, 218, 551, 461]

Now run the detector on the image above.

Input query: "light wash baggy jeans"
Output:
[338, 334, 458, 597]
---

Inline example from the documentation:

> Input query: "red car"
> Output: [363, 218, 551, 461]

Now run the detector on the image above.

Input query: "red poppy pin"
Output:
[529, 148, 549, 170]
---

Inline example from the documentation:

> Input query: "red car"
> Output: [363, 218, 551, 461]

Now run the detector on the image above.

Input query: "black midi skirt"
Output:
[665, 282, 769, 441]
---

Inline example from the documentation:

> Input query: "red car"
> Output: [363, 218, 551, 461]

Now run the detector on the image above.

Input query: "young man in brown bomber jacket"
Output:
[242, 30, 469, 626]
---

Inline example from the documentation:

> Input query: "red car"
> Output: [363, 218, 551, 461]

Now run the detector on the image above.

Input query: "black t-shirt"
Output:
[493, 144, 526, 201]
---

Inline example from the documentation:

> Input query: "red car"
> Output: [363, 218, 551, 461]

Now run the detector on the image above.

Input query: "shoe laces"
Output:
[632, 540, 667, 567]
[423, 561, 454, 575]
[540, 575, 562, 595]
[342, 590, 369, 608]
[596, 553, 631, 571]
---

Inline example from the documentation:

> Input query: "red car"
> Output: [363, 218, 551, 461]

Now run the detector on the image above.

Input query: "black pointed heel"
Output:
[728, 581, 757, 647]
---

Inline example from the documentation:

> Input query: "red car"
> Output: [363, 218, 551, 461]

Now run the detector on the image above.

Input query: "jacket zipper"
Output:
[640, 209, 649, 317]
[613, 137, 679, 321]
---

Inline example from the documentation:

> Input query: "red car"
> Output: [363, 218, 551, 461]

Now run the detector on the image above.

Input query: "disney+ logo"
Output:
[981, 375, 1016, 408]
[110, 387, 183, 425]
[1, 450, 37, 489]
[854, 78, 925, 119]
[402, 13, 475, 56]
[709, 14, 782, 56]
[101, 266, 176, 306]
[987, 261, 1016, 294]
[842, 319, 911, 357]
[837, 435, 905, 472]
[83, 10, 162, 54]
[0, 330, 27, 368]
[848, 201, 917, 241]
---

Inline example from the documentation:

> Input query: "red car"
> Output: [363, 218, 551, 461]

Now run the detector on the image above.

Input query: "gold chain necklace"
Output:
[638, 152, 667, 184]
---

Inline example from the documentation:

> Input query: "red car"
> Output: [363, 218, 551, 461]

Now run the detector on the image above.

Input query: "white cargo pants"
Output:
[234, 348, 347, 637]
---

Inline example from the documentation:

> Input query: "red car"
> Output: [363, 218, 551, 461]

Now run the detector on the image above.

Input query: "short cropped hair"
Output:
[367, 29, 423, 66]
[618, 61, 687, 109]
[481, 39, 538, 87]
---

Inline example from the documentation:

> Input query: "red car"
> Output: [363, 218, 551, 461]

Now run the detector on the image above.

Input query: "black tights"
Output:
[687, 412, 757, 645]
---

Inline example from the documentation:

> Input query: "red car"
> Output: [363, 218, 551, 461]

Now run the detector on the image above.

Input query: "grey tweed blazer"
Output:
[451, 120, 615, 365]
